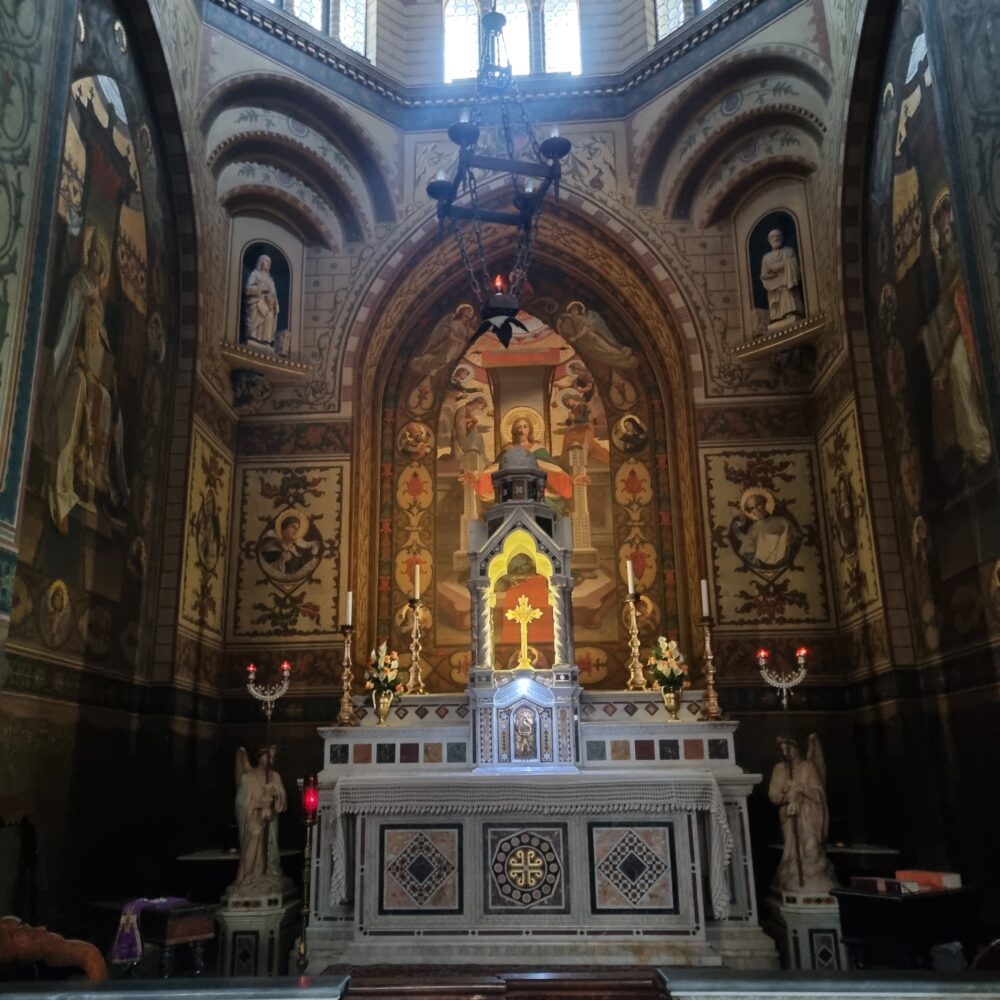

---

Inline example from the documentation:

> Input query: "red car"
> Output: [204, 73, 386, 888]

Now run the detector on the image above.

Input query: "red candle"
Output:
[280, 659, 292, 673]
[246, 662, 257, 675]
[755, 647, 770, 662]
[795, 645, 809, 660]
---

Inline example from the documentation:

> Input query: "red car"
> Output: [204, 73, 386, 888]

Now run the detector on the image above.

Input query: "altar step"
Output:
[338, 968, 668, 999]
[332, 968, 1000, 1000]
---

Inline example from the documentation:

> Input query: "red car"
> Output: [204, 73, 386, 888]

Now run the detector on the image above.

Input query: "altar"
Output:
[302, 448, 777, 970]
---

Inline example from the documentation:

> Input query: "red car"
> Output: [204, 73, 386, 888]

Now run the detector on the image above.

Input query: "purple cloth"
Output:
[111, 896, 189, 965]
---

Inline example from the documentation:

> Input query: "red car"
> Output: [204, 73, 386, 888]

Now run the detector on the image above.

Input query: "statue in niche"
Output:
[768, 733, 837, 894]
[243, 254, 280, 349]
[232, 746, 288, 894]
[760, 228, 806, 329]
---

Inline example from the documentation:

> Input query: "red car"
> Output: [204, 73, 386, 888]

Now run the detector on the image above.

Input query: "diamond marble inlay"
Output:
[597, 830, 667, 904]
[589, 823, 677, 914]
[385, 830, 456, 906]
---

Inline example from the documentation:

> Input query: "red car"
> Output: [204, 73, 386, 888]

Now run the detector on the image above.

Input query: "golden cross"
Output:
[505, 594, 542, 669]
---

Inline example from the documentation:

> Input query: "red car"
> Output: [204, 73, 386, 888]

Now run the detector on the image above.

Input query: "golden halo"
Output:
[738, 486, 776, 517]
[500, 405, 545, 446]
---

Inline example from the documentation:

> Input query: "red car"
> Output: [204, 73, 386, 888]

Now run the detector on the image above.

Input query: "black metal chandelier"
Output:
[426, 3, 571, 347]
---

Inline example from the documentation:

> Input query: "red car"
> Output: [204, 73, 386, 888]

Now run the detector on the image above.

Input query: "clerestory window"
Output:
[655, 0, 722, 43]
[264, 0, 369, 57]
[444, 0, 580, 82]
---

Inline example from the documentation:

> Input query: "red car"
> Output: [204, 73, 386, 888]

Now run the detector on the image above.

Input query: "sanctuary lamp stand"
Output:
[296, 775, 319, 974]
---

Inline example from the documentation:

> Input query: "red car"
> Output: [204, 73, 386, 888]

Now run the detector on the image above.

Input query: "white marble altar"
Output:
[302, 449, 776, 970]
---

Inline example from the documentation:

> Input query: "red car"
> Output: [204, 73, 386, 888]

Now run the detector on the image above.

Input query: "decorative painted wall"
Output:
[382, 297, 675, 690]
[865, 0, 1000, 658]
[7, 8, 178, 678]
[180, 426, 234, 638]
[704, 447, 829, 625]
[231, 462, 345, 638]
[817, 406, 880, 624]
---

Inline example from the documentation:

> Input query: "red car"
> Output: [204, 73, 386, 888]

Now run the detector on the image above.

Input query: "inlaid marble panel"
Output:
[379, 825, 462, 914]
[484, 824, 568, 914]
[589, 823, 678, 914]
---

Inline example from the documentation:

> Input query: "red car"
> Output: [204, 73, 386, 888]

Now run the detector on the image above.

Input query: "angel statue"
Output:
[767, 733, 838, 894]
[232, 746, 288, 894]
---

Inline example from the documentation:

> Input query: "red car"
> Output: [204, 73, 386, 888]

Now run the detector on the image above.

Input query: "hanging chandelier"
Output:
[426, 3, 571, 347]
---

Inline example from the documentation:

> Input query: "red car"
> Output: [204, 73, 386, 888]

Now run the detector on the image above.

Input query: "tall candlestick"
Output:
[626, 558, 635, 594]
[624, 593, 646, 691]
[700, 578, 710, 618]
[345, 590, 353, 626]
[414, 565, 420, 601]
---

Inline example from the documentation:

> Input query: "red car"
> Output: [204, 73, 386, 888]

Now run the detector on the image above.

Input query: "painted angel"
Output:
[767, 733, 837, 893]
[233, 746, 286, 892]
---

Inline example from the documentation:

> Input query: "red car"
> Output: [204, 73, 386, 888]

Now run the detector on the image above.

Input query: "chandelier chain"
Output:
[451, 217, 484, 306]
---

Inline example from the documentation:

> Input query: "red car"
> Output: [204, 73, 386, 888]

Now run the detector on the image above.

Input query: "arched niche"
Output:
[226, 216, 304, 359]
[733, 180, 818, 346]
[381, 282, 681, 692]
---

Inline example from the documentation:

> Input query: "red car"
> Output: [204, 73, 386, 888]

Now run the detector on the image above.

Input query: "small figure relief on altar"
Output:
[768, 733, 837, 895]
[240, 242, 291, 355]
[749, 212, 807, 335]
[513, 706, 537, 760]
[232, 746, 289, 895]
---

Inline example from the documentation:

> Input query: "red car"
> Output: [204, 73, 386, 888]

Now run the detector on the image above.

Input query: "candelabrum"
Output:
[757, 645, 808, 710]
[335, 624, 359, 726]
[245, 660, 292, 761]
[700, 616, 723, 721]
[624, 591, 647, 691]
[296, 775, 319, 975]
[404, 598, 426, 695]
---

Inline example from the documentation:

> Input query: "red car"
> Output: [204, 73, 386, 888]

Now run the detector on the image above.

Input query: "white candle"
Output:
[414, 565, 421, 601]
[700, 578, 710, 618]
[626, 558, 635, 594]
[345, 590, 353, 626]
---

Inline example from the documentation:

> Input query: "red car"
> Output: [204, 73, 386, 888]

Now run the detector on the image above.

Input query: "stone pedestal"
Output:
[765, 889, 847, 971]
[216, 884, 299, 977]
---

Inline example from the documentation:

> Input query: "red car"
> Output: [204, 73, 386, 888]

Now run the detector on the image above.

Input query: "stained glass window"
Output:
[543, 0, 581, 75]
[340, 0, 367, 54]
[284, 0, 325, 31]
[444, 0, 481, 82]
[655, 0, 684, 40]
[494, 0, 531, 77]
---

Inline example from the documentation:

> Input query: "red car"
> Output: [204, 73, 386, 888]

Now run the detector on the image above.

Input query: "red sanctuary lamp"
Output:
[301, 775, 319, 823]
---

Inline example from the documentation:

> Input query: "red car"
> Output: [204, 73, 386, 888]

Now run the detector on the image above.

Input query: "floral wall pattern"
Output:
[232, 462, 344, 638]
[180, 426, 234, 637]
[704, 447, 829, 625]
[818, 406, 880, 624]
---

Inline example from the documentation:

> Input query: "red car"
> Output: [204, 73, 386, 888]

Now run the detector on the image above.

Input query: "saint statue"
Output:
[46, 226, 129, 531]
[244, 254, 280, 349]
[768, 734, 837, 894]
[759, 228, 805, 328]
[232, 746, 287, 894]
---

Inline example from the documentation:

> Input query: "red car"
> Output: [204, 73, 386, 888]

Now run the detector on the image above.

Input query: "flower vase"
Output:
[661, 688, 681, 722]
[374, 691, 393, 726]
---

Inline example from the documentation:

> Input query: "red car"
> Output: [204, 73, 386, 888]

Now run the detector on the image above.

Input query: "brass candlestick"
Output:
[405, 598, 426, 695]
[624, 592, 647, 691]
[335, 624, 359, 726]
[700, 615, 723, 720]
